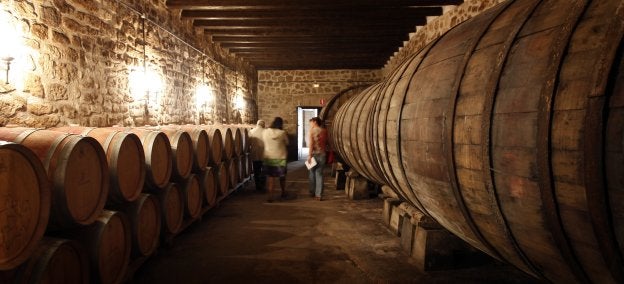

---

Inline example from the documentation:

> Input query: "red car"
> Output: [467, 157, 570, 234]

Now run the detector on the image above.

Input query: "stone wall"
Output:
[257, 69, 380, 135]
[0, 0, 257, 128]
[382, 0, 507, 76]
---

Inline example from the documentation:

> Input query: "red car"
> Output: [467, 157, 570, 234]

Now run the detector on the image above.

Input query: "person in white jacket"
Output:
[248, 120, 266, 192]
[262, 117, 289, 202]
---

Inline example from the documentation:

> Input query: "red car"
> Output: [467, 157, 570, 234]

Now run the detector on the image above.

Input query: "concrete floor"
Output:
[131, 161, 537, 284]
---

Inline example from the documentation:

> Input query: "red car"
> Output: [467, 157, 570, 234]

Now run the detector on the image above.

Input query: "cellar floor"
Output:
[131, 160, 536, 284]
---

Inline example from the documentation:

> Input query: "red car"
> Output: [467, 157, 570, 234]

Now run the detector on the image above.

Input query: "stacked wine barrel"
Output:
[331, 1, 624, 283]
[202, 125, 252, 196]
[0, 124, 250, 283]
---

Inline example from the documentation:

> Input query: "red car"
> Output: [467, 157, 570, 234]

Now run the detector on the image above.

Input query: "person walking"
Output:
[262, 117, 289, 202]
[307, 117, 328, 201]
[248, 120, 266, 192]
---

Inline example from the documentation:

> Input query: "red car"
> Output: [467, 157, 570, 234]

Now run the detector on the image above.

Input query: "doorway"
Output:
[297, 106, 321, 160]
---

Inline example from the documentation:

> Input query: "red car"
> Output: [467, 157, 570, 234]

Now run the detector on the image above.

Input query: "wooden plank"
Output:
[212, 35, 409, 43]
[167, 0, 464, 9]
[194, 18, 427, 27]
[182, 7, 442, 19]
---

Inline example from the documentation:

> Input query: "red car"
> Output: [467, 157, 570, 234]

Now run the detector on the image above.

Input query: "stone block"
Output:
[345, 170, 373, 200]
[389, 203, 405, 236]
[41, 6, 61, 26]
[381, 185, 399, 199]
[0, 96, 26, 117]
[382, 198, 402, 228]
[394, 203, 491, 271]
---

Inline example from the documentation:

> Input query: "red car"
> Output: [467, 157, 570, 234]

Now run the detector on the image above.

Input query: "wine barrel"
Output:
[241, 154, 249, 179]
[113, 128, 172, 190]
[177, 174, 202, 219]
[156, 184, 184, 235]
[202, 127, 223, 165]
[70, 210, 131, 284]
[241, 127, 250, 153]
[53, 127, 146, 204]
[214, 126, 234, 159]
[198, 167, 218, 207]
[215, 162, 229, 196]
[226, 159, 238, 189]
[231, 126, 243, 156]
[0, 127, 108, 229]
[116, 194, 161, 258]
[246, 154, 253, 179]
[144, 127, 193, 181]
[162, 125, 209, 173]
[1, 238, 89, 284]
[0, 142, 50, 270]
[331, 1, 624, 283]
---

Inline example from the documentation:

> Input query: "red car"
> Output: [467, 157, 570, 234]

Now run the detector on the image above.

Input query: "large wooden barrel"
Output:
[202, 127, 223, 165]
[0, 142, 50, 270]
[331, 1, 624, 283]
[115, 194, 161, 258]
[177, 174, 202, 219]
[162, 125, 209, 173]
[0, 238, 89, 284]
[53, 127, 146, 204]
[198, 167, 218, 207]
[0, 127, 108, 229]
[156, 184, 184, 235]
[145, 127, 193, 181]
[69, 210, 131, 284]
[114, 128, 172, 190]
[215, 162, 229, 196]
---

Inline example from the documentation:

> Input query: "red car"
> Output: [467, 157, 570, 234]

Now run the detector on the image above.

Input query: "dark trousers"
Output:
[253, 161, 266, 191]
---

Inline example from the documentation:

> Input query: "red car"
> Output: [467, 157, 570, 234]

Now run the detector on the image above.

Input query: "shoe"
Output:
[315, 197, 322, 201]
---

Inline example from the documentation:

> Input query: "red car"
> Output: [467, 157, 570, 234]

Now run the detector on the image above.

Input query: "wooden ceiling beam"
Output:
[235, 53, 392, 59]
[219, 42, 400, 48]
[181, 7, 442, 19]
[202, 27, 418, 37]
[167, 0, 463, 9]
[206, 30, 413, 37]
[193, 18, 426, 27]
[212, 35, 408, 43]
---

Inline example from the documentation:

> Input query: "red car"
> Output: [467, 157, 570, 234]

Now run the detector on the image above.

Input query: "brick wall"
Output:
[0, 0, 257, 128]
[382, 0, 507, 76]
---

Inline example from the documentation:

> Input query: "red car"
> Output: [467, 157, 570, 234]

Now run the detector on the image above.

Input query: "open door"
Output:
[297, 106, 321, 160]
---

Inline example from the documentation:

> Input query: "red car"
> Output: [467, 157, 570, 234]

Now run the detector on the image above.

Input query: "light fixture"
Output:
[313, 82, 320, 88]
[234, 95, 245, 110]
[129, 66, 162, 103]
[0, 8, 20, 85]
[128, 13, 163, 117]
[195, 83, 213, 107]
[196, 59, 213, 109]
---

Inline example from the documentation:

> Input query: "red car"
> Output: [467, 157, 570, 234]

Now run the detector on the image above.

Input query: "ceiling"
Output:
[166, 0, 464, 70]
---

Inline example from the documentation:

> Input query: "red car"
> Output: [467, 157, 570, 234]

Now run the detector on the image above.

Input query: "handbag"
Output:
[326, 150, 335, 164]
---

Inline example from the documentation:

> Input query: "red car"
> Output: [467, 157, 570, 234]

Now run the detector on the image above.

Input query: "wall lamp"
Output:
[0, 8, 20, 86]
[196, 83, 213, 109]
